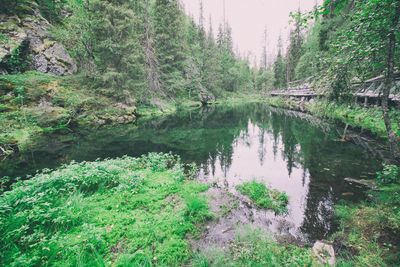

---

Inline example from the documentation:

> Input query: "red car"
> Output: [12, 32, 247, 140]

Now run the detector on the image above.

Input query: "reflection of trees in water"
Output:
[252, 106, 379, 240]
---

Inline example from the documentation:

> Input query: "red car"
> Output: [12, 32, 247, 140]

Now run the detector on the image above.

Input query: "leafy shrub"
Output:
[140, 152, 179, 172]
[236, 181, 289, 214]
[376, 164, 400, 185]
[3, 43, 30, 73]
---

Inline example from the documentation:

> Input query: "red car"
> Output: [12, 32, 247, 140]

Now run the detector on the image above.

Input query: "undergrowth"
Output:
[332, 164, 400, 266]
[0, 152, 210, 266]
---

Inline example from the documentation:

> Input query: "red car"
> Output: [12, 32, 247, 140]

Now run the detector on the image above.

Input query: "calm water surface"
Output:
[1, 103, 383, 242]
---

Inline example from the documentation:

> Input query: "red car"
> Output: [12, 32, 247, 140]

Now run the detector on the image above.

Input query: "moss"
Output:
[25, 106, 70, 127]
[15, 3, 35, 15]
[54, 55, 73, 66]
[236, 181, 289, 214]
[0, 21, 19, 32]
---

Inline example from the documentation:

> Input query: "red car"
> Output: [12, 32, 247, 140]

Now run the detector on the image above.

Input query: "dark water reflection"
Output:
[1, 103, 383, 241]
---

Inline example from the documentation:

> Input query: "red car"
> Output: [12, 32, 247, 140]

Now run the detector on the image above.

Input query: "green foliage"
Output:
[0, 153, 211, 266]
[286, 9, 305, 82]
[333, 182, 400, 266]
[3, 43, 29, 74]
[0, 33, 10, 44]
[154, 0, 185, 76]
[236, 181, 289, 214]
[184, 194, 213, 224]
[305, 100, 400, 138]
[36, 0, 67, 24]
[1, 0, 66, 23]
[0, 72, 142, 154]
[273, 38, 286, 89]
[0, 0, 29, 15]
[256, 68, 275, 91]
[376, 164, 400, 185]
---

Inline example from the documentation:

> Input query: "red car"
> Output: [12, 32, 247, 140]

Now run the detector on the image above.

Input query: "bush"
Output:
[376, 164, 400, 185]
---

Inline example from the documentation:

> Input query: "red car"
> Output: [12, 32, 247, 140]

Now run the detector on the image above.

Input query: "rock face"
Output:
[0, 6, 76, 75]
[198, 87, 216, 105]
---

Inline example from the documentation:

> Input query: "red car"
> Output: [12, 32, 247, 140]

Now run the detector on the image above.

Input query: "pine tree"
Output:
[153, 0, 186, 94]
[274, 36, 286, 88]
[286, 9, 304, 82]
[141, 0, 166, 103]
[184, 17, 202, 98]
[203, 16, 219, 92]
[260, 26, 268, 70]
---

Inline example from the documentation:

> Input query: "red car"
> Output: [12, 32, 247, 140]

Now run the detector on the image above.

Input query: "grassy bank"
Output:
[332, 164, 400, 266]
[0, 72, 139, 155]
[0, 153, 212, 266]
[267, 96, 400, 139]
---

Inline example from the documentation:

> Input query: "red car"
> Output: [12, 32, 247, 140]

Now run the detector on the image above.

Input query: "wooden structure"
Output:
[353, 73, 400, 107]
[270, 73, 400, 107]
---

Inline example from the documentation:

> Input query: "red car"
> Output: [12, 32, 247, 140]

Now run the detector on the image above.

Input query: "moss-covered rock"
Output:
[25, 105, 70, 127]
[0, 7, 77, 76]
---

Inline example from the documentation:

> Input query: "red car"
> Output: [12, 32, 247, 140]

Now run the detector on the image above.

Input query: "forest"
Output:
[0, 0, 399, 266]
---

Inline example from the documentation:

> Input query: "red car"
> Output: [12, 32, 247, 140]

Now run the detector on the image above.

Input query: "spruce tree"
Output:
[286, 9, 304, 82]
[153, 0, 186, 94]
[274, 36, 286, 88]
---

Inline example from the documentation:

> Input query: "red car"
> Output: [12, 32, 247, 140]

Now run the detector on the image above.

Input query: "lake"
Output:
[0, 102, 384, 243]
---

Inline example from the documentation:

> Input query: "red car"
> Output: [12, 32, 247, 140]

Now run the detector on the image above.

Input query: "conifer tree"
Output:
[286, 9, 304, 82]
[153, 0, 186, 93]
[203, 16, 219, 92]
[274, 36, 287, 88]
[91, 0, 145, 101]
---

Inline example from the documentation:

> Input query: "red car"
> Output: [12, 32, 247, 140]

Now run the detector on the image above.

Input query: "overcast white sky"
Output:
[181, 0, 319, 65]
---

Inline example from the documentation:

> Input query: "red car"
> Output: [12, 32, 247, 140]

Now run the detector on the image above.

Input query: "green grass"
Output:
[0, 152, 211, 266]
[236, 181, 289, 214]
[192, 226, 314, 266]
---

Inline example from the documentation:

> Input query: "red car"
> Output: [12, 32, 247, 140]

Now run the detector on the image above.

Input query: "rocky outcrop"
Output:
[198, 87, 216, 105]
[0, 5, 76, 75]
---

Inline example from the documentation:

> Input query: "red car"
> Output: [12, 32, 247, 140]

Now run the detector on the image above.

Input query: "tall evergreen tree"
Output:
[203, 16, 219, 92]
[260, 26, 269, 70]
[153, 0, 186, 93]
[286, 9, 304, 82]
[274, 36, 287, 89]
[141, 0, 166, 103]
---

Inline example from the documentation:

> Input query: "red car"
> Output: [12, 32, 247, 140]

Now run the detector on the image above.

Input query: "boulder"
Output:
[0, 7, 76, 75]
[313, 240, 335, 266]
[198, 87, 216, 105]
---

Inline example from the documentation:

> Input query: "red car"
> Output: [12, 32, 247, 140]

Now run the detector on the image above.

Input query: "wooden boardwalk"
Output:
[270, 74, 400, 104]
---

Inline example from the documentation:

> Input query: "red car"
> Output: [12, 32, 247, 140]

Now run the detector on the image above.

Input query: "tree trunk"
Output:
[382, 7, 400, 159]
